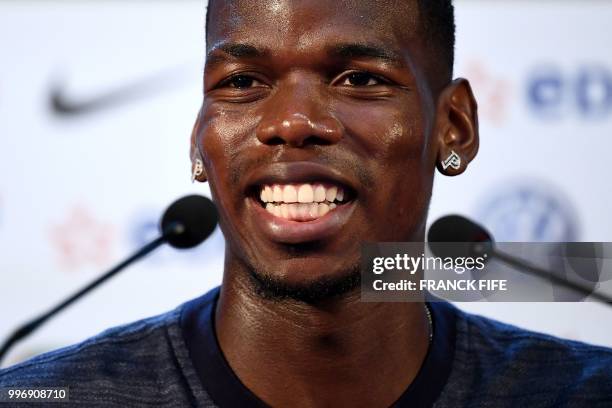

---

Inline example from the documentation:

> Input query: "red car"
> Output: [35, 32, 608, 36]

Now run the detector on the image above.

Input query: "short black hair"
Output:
[205, 0, 455, 86]
[416, 0, 456, 86]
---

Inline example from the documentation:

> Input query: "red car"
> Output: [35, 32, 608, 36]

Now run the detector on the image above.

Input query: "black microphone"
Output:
[0, 195, 218, 364]
[427, 215, 495, 259]
[427, 215, 612, 305]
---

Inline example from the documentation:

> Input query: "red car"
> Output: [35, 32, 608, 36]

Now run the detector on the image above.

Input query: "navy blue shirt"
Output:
[2, 287, 612, 407]
[181, 288, 456, 407]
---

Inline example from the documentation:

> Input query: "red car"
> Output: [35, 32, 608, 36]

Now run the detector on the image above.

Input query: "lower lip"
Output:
[248, 198, 357, 244]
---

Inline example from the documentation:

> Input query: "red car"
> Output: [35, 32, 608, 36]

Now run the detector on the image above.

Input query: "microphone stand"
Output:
[472, 243, 612, 305]
[0, 222, 184, 365]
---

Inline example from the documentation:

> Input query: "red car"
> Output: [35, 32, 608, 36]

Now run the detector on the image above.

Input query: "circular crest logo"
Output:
[474, 179, 580, 242]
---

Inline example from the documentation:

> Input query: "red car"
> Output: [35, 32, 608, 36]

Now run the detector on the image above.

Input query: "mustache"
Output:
[229, 148, 375, 191]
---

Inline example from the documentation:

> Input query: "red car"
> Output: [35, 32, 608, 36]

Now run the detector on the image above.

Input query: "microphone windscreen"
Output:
[160, 195, 218, 249]
[427, 215, 493, 258]
[428, 215, 492, 243]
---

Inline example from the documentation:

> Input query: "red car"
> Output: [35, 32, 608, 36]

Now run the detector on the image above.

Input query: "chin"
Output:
[247, 258, 362, 304]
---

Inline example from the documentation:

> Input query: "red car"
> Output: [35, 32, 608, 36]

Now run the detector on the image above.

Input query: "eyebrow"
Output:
[205, 41, 404, 69]
[205, 42, 268, 69]
[327, 43, 404, 65]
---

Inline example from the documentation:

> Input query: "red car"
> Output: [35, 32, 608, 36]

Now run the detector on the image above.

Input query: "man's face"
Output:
[195, 0, 439, 292]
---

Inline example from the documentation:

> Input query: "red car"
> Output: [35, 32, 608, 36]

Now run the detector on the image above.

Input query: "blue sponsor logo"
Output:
[474, 180, 579, 242]
[528, 65, 612, 120]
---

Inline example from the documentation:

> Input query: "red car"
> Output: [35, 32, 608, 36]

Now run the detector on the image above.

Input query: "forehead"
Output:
[207, 0, 420, 53]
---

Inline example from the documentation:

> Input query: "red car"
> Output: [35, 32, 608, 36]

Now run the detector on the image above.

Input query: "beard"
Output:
[247, 264, 362, 304]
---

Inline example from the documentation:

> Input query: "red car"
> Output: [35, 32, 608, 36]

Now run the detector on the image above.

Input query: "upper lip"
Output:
[244, 162, 359, 197]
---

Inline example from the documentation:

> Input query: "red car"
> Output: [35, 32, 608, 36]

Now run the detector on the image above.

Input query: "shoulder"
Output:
[0, 307, 192, 406]
[443, 304, 612, 406]
[460, 307, 612, 368]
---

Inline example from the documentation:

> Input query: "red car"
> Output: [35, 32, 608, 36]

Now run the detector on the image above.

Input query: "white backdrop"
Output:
[1, 1, 611, 367]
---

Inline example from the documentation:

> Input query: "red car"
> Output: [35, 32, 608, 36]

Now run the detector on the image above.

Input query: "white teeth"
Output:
[273, 185, 283, 202]
[260, 183, 348, 204]
[314, 184, 326, 202]
[336, 188, 344, 202]
[280, 203, 289, 218]
[273, 205, 282, 217]
[288, 203, 299, 218]
[264, 186, 272, 202]
[265, 202, 338, 220]
[298, 184, 314, 203]
[298, 203, 310, 219]
[308, 203, 319, 218]
[319, 203, 330, 217]
[325, 186, 337, 202]
[283, 185, 298, 203]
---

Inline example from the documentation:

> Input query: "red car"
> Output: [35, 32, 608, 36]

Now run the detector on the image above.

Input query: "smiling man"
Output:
[1, 0, 612, 407]
[186, 0, 471, 406]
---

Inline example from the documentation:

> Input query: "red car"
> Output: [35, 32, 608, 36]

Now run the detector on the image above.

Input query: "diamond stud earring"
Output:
[192, 159, 204, 183]
[441, 150, 461, 171]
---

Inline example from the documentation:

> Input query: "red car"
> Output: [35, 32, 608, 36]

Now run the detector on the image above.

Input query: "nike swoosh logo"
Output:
[50, 65, 194, 117]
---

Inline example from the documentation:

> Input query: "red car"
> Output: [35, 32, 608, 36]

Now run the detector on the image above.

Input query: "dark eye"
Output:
[340, 72, 384, 86]
[223, 75, 264, 89]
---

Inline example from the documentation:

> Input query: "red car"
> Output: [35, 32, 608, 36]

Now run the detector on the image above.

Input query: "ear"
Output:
[190, 110, 208, 183]
[433, 78, 479, 176]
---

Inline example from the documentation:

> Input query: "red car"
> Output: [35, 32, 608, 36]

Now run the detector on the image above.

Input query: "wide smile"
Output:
[244, 162, 359, 244]
[259, 181, 353, 219]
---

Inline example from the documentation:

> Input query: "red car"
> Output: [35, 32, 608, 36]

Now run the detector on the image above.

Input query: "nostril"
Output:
[286, 135, 334, 148]
[266, 136, 285, 146]
[264, 135, 333, 148]
[302, 135, 333, 146]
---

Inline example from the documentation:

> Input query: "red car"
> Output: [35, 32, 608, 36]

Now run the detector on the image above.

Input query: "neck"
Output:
[214, 260, 431, 408]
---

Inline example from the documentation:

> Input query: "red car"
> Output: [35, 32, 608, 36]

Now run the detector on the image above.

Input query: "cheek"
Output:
[338, 100, 428, 163]
[196, 105, 261, 249]
[336, 101, 433, 239]
[198, 104, 259, 180]
[337, 101, 430, 200]
[197, 104, 260, 216]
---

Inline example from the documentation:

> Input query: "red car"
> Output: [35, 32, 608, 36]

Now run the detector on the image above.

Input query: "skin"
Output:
[191, 0, 479, 406]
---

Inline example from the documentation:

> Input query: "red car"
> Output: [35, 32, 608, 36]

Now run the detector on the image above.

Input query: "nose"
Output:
[256, 79, 343, 147]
